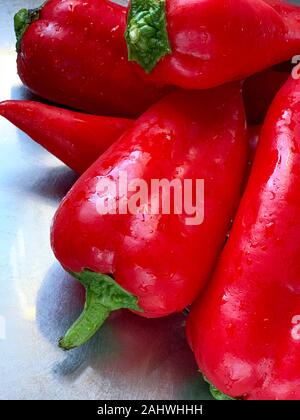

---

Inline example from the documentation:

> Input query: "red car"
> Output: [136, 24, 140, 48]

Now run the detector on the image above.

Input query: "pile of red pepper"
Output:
[2, 0, 300, 400]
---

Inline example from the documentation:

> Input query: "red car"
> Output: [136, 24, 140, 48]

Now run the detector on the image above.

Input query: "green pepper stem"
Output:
[58, 270, 142, 351]
[14, 2, 46, 52]
[125, 0, 171, 73]
[59, 288, 110, 350]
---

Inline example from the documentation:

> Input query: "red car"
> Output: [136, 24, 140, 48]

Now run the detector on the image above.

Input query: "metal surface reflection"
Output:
[0, 0, 211, 399]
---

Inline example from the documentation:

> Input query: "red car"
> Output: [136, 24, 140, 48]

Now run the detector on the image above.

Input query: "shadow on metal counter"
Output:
[36, 263, 212, 399]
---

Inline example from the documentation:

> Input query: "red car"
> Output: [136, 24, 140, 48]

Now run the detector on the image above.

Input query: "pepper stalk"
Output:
[59, 270, 143, 350]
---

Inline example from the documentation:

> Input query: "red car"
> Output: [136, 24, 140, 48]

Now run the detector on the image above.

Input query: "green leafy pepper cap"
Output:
[125, 0, 171, 73]
[14, 2, 46, 52]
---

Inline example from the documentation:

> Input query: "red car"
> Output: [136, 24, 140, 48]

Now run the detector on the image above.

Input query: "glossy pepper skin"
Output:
[0, 100, 258, 177]
[0, 100, 260, 177]
[126, 0, 300, 88]
[15, 0, 169, 117]
[187, 77, 300, 400]
[0, 100, 132, 173]
[51, 84, 248, 350]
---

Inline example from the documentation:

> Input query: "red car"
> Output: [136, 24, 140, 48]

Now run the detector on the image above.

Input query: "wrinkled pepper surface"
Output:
[187, 76, 300, 400]
[51, 85, 248, 350]
[0, 100, 132, 173]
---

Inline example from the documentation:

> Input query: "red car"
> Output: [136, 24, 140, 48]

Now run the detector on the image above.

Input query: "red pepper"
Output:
[1, 100, 261, 179]
[126, 0, 300, 87]
[0, 100, 261, 181]
[51, 84, 248, 350]
[243, 64, 290, 125]
[14, 0, 169, 117]
[0, 100, 132, 174]
[187, 76, 300, 400]
[15, 1, 300, 116]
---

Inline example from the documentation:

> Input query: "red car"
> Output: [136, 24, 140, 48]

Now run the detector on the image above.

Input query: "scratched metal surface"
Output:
[0, 0, 211, 400]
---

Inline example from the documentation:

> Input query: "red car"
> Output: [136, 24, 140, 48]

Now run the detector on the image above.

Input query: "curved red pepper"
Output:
[0, 100, 132, 174]
[126, 0, 300, 87]
[1, 100, 261, 178]
[51, 84, 248, 350]
[187, 76, 300, 400]
[15, 0, 169, 117]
